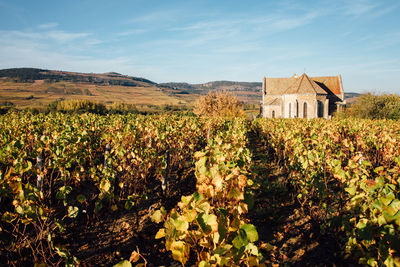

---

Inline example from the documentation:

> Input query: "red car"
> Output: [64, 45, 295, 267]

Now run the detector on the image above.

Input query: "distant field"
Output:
[0, 80, 193, 109]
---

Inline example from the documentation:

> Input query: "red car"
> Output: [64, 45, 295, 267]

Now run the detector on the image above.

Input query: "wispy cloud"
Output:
[343, 0, 378, 17]
[0, 29, 92, 44]
[170, 11, 319, 36]
[116, 29, 147, 37]
[46, 31, 89, 42]
[126, 8, 185, 25]
[161, 10, 320, 51]
[38, 22, 58, 29]
[340, 0, 398, 18]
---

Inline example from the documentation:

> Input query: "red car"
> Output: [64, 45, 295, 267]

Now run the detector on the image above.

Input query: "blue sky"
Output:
[0, 0, 399, 93]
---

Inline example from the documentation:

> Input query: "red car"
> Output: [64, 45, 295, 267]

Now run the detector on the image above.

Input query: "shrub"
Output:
[56, 99, 106, 114]
[108, 102, 138, 114]
[344, 93, 400, 120]
[194, 90, 244, 118]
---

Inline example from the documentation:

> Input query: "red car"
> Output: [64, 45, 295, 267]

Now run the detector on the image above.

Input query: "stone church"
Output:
[261, 73, 345, 119]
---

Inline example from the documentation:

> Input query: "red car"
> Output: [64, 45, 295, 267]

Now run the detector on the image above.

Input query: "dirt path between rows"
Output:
[246, 128, 358, 266]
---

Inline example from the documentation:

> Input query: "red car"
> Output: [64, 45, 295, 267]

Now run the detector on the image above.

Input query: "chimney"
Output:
[293, 73, 299, 78]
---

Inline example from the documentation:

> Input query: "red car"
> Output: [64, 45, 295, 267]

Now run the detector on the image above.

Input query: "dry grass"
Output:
[0, 80, 192, 109]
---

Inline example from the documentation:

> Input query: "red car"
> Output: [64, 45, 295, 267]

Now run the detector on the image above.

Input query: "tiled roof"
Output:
[265, 74, 343, 97]
[312, 76, 342, 95]
[284, 73, 327, 94]
[265, 77, 296, 95]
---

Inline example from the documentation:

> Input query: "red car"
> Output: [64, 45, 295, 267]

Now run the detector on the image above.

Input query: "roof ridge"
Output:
[297, 73, 306, 91]
[306, 74, 327, 94]
[283, 73, 327, 94]
[303, 73, 317, 92]
[282, 74, 302, 94]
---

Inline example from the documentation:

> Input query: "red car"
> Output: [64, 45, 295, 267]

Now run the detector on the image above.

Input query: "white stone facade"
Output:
[261, 73, 344, 119]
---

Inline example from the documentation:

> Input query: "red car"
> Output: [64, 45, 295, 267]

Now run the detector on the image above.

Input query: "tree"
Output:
[194, 90, 244, 118]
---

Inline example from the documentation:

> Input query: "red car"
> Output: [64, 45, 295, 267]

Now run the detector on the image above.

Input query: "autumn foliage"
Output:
[194, 90, 245, 118]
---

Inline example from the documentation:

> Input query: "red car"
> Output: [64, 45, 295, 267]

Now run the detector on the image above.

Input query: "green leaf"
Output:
[197, 213, 218, 234]
[244, 191, 255, 210]
[94, 201, 103, 213]
[125, 195, 135, 210]
[245, 243, 259, 256]
[56, 186, 72, 200]
[232, 229, 248, 249]
[218, 223, 228, 242]
[381, 192, 395, 206]
[240, 224, 259, 242]
[193, 191, 203, 201]
[345, 185, 357, 196]
[113, 260, 132, 267]
[172, 217, 189, 232]
[76, 194, 86, 204]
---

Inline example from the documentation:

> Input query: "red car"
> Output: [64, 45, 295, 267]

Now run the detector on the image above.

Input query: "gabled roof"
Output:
[283, 73, 327, 95]
[264, 73, 343, 98]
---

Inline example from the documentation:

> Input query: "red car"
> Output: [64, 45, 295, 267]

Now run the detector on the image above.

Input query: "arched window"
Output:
[272, 110, 275, 118]
[303, 102, 308, 118]
[318, 100, 324, 117]
[296, 100, 299, 117]
[288, 103, 291, 118]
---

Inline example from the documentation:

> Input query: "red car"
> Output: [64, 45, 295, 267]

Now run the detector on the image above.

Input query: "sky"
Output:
[0, 0, 399, 93]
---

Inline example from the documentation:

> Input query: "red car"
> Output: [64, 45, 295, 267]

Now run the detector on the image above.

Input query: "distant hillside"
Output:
[0, 68, 194, 109]
[161, 81, 262, 104]
[344, 92, 360, 99]
[0, 68, 360, 108]
[0, 68, 156, 87]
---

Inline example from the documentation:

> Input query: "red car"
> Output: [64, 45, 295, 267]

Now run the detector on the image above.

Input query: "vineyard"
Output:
[0, 113, 400, 266]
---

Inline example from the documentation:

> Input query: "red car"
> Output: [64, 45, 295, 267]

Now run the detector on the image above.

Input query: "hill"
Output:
[160, 81, 262, 104]
[0, 68, 194, 109]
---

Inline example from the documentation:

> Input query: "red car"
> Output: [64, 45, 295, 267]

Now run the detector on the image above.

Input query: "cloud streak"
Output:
[38, 22, 58, 29]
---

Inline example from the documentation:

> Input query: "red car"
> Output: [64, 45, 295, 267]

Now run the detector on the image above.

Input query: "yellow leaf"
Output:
[111, 204, 118, 211]
[100, 179, 111, 193]
[151, 209, 165, 223]
[155, 228, 166, 239]
[170, 241, 190, 264]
